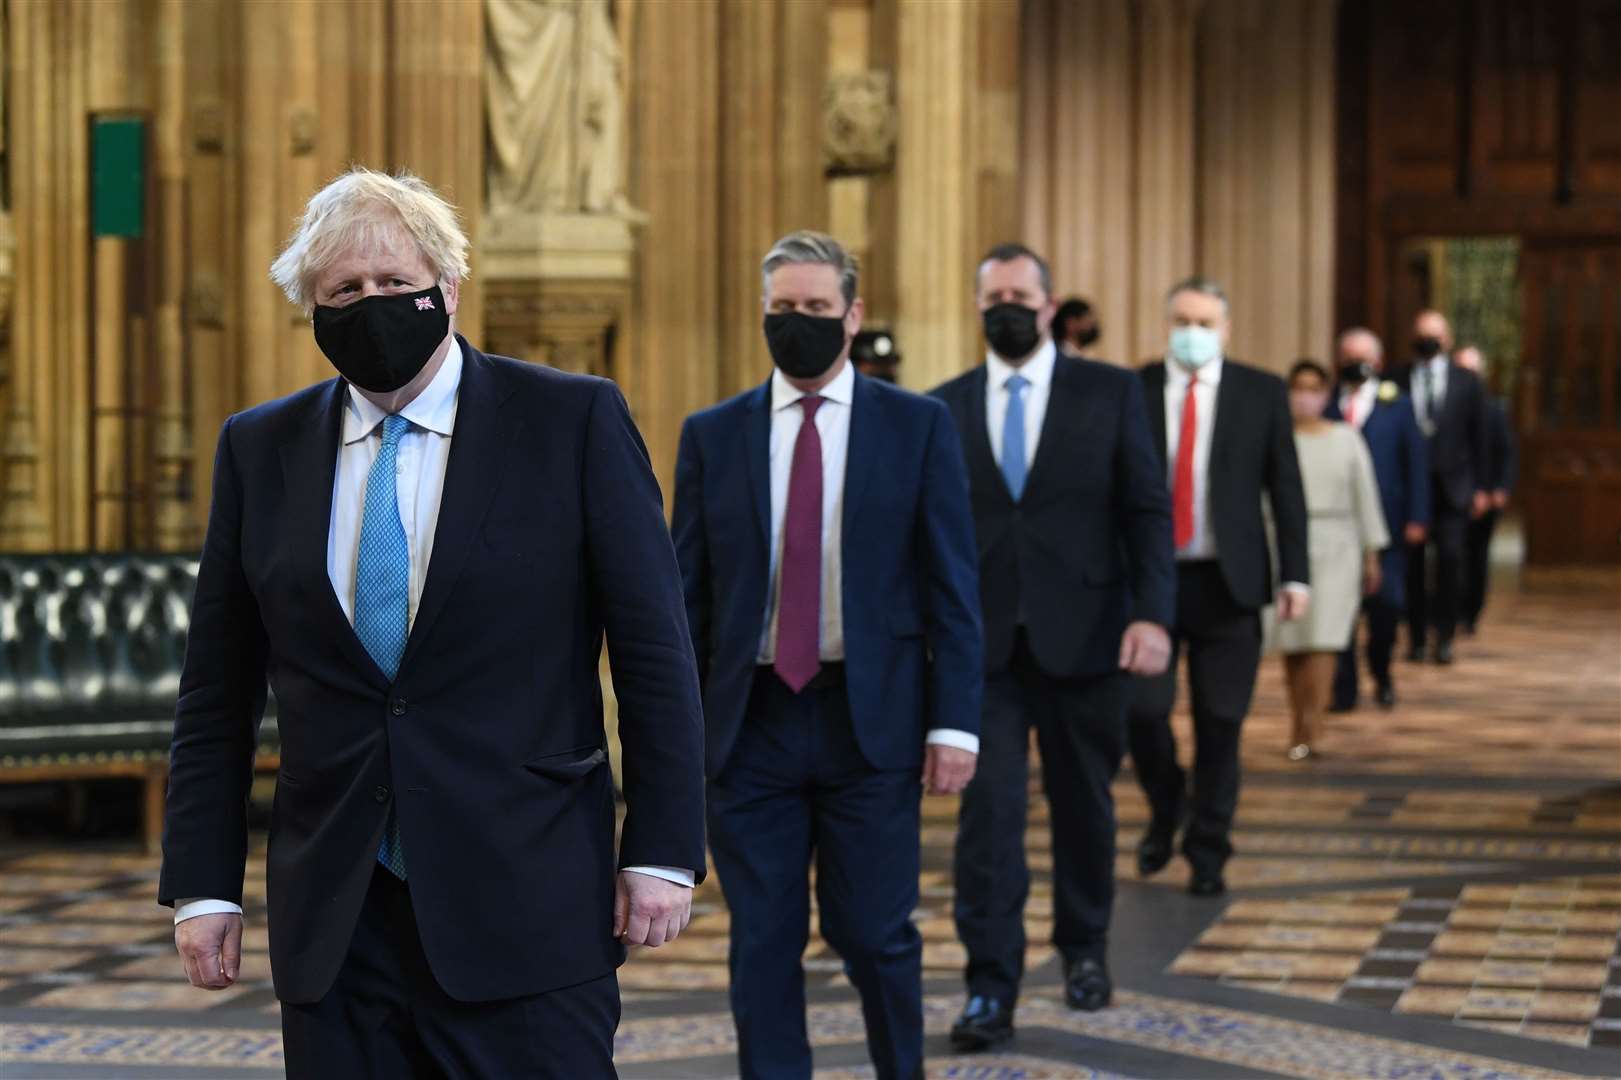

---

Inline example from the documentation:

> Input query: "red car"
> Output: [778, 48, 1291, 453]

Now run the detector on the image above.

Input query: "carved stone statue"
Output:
[486, 0, 633, 217]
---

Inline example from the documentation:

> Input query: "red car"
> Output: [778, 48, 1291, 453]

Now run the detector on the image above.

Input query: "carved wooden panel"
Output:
[1573, 0, 1621, 196]
[1469, 0, 1561, 196]
[1367, 0, 1467, 198]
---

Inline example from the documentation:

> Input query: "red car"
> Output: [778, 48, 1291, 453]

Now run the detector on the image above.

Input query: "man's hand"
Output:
[1403, 522, 1428, 546]
[1362, 553, 1383, 597]
[1470, 490, 1491, 519]
[175, 912, 242, 990]
[922, 745, 976, 795]
[1118, 621, 1171, 677]
[1492, 489, 1509, 510]
[614, 872, 692, 948]
[1277, 588, 1311, 622]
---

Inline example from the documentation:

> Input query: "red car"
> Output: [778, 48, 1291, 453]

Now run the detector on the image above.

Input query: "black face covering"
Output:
[764, 311, 847, 380]
[313, 285, 451, 393]
[1076, 324, 1101, 348]
[1413, 336, 1444, 360]
[1339, 361, 1373, 385]
[983, 303, 1042, 360]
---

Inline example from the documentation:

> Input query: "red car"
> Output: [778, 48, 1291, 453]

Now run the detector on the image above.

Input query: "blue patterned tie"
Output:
[355, 414, 410, 879]
[1002, 374, 1029, 501]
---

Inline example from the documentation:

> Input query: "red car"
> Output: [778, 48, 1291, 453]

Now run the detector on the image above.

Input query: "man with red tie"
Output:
[1127, 277, 1311, 897]
[673, 231, 983, 1079]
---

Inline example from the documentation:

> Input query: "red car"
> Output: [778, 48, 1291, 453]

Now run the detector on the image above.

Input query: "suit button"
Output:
[391, 699, 407, 716]
[374, 785, 390, 803]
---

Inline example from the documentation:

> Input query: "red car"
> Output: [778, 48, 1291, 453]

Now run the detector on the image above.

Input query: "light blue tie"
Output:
[355, 413, 411, 879]
[1002, 374, 1029, 501]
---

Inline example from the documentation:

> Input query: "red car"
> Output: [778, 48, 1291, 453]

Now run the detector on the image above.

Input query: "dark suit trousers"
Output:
[707, 669, 923, 1080]
[954, 630, 1128, 1004]
[1408, 480, 1468, 647]
[1464, 509, 1499, 628]
[280, 866, 619, 1080]
[1333, 598, 1401, 707]
[1127, 562, 1261, 877]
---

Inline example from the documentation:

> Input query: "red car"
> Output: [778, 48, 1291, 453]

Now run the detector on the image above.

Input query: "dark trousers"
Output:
[1333, 597, 1400, 708]
[953, 631, 1127, 1005]
[707, 669, 923, 1080]
[1127, 562, 1261, 877]
[280, 866, 619, 1080]
[1408, 487, 1468, 648]
[1463, 508, 1499, 629]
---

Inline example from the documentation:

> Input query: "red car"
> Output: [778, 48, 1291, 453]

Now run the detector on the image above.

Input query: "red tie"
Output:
[1173, 377, 1198, 550]
[774, 396, 824, 692]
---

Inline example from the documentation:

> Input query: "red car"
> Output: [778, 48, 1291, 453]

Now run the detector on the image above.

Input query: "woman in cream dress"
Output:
[1276, 360, 1389, 760]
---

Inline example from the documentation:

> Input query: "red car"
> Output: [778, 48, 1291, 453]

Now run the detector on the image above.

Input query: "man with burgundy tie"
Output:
[673, 230, 983, 1079]
[1128, 276, 1311, 897]
[931, 244, 1174, 1050]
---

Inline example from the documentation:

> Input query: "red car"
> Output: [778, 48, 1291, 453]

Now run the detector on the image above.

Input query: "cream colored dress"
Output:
[1272, 423, 1390, 653]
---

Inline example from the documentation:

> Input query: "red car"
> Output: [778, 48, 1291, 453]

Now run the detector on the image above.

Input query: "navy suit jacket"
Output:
[159, 339, 706, 1005]
[1327, 387, 1430, 605]
[931, 356, 1174, 678]
[673, 369, 983, 778]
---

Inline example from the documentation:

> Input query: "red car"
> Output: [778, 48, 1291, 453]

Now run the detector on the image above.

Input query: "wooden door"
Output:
[1518, 241, 1621, 564]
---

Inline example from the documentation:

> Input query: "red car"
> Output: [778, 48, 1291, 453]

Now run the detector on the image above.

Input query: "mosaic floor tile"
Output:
[0, 948, 95, 975]
[0, 1024, 282, 1067]
[26, 979, 255, 1010]
[3, 923, 163, 947]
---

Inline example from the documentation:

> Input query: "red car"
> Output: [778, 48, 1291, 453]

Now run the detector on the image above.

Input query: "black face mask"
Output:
[764, 311, 847, 380]
[983, 303, 1043, 359]
[1339, 361, 1374, 385]
[1076, 324, 1101, 348]
[313, 285, 451, 393]
[1413, 336, 1443, 360]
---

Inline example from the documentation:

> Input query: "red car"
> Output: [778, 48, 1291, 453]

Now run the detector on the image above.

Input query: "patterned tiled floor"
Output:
[1, 570, 1618, 1077]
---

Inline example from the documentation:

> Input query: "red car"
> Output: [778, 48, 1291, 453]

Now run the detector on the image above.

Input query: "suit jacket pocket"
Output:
[524, 746, 608, 782]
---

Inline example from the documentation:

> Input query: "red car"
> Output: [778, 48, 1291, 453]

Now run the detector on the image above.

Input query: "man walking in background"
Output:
[1454, 344, 1517, 636]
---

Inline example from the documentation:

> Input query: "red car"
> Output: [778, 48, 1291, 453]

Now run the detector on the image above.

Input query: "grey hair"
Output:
[1166, 275, 1230, 315]
[1337, 326, 1384, 359]
[977, 243, 1053, 297]
[760, 230, 860, 307]
[269, 167, 471, 313]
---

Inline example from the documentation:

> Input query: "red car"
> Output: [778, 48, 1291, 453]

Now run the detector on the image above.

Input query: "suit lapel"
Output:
[1144, 363, 1169, 465]
[279, 379, 391, 690]
[744, 381, 772, 552]
[1209, 361, 1239, 471]
[1023, 358, 1077, 498]
[958, 366, 1010, 505]
[841, 373, 878, 541]
[397, 342, 522, 675]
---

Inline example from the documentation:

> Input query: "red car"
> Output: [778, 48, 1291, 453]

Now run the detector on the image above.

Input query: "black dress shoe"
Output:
[1188, 872, 1227, 897]
[1375, 683, 1397, 709]
[1433, 640, 1454, 665]
[1064, 958, 1112, 1012]
[1406, 644, 1425, 663]
[1137, 821, 1175, 877]
[950, 995, 1014, 1052]
[1328, 699, 1356, 714]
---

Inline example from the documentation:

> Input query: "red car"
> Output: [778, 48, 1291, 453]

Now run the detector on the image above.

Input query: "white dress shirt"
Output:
[177, 343, 689, 925]
[1339, 379, 1379, 430]
[984, 339, 1057, 471]
[1412, 355, 1449, 435]
[1163, 356, 1308, 597]
[757, 361, 978, 756]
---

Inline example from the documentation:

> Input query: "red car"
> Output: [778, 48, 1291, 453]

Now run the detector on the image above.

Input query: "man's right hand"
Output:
[1403, 522, 1427, 546]
[176, 912, 242, 990]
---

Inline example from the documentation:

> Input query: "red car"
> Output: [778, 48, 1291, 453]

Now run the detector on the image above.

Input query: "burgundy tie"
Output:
[774, 395, 824, 692]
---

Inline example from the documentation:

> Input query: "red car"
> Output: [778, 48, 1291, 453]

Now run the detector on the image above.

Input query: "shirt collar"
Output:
[985, 338, 1056, 391]
[770, 357, 856, 412]
[342, 338, 463, 445]
[1166, 354, 1225, 388]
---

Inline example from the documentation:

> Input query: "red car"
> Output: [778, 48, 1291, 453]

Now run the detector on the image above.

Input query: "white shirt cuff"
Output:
[1282, 582, 1311, 598]
[622, 865, 695, 888]
[926, 729, 981, 755]
[174, 898, 244, 925]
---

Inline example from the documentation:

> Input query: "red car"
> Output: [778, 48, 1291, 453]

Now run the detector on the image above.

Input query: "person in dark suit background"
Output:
[1397, 310, 1491, 665]
[1328, 328, 1430, 711]
[931, 246, 1173, 1050]
[1454, 344, 1517, 635]
[161, 169, 706, 1077]
[673, 231, 982, 1080]
[1128, 277, 1311, 898]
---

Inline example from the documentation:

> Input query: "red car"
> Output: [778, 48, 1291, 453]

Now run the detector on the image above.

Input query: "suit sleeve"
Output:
[670, 418, 710, 685]
[1350, 430, 1391, 552]
[918, 401, 984, 739]
[1467, 375, 1491, 496]
[1265, 376, 1311, 587]
[1113, 373, 1175, 627]
[1401, 399, 1432, 528]
[582, 382, 707, 882]
[157, 416, 268, 908]
[1492, 401, 1518, 493]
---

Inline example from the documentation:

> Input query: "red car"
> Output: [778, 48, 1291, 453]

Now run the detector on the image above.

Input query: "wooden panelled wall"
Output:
[1021, 0, 1337, 371]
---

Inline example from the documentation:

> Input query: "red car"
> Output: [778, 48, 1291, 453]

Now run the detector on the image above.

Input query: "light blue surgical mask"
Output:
[1169, 326, 1222, 369]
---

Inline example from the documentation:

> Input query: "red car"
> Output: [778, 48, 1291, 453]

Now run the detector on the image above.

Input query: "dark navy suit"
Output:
[673, 367, 982, 1079]
[1327, 385, 1430, 705]
[160, 340, 706, 1074]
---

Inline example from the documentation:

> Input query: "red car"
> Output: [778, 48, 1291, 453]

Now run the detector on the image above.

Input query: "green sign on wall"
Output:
[92, 117, 145, 238]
